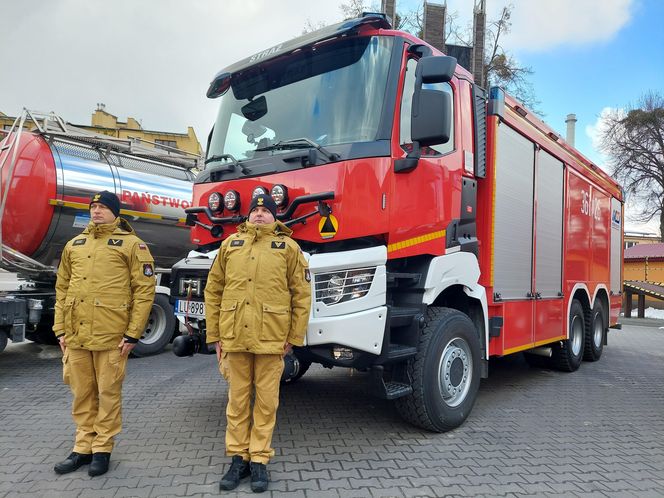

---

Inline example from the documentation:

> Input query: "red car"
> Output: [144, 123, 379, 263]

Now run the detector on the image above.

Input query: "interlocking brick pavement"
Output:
[0, 320, 663, 497]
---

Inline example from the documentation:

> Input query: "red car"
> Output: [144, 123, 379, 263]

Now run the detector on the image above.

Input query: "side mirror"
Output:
[395, 56, 456, 174]
[412, 89, 452, 146]
[419, 56, 456, 84]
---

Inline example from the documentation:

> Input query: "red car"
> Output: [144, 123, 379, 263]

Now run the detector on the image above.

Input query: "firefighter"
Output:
[205, 194, 311, 493]
[53, 191, 155, 477]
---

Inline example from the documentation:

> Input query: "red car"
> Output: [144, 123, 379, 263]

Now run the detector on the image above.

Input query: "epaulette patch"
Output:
[230, 239, 244, 247]
[271, 241, 286, 249]
[73, 239, 86, 246]
[108, 239, 123, 246]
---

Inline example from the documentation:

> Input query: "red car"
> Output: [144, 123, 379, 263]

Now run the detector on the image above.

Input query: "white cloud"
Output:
[0, 0, 344, 148]
[585, 107, 615, 159]
[437, 0, 634, 52]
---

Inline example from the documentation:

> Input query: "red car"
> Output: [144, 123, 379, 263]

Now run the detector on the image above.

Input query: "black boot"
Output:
[250, 462, 269, 493]
[88, 452, 111, 477]
[54, 452, 92, 474]
[219, 455, 250, 491]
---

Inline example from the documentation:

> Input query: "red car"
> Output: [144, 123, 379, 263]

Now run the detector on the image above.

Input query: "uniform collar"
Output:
[237, 220, 292, 238]
[84, 217, 135, 238]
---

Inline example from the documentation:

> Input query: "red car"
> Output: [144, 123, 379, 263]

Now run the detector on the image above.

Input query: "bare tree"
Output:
[305, 3, 538, 109]
[481, 7, 538, 110]
[601, 91, 664, 239]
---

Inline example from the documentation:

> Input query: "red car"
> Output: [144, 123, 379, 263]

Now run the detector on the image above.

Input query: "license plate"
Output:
[175, 299, 206, 318]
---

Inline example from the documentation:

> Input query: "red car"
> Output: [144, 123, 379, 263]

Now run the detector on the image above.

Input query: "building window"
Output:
[155, 139, 178, 150]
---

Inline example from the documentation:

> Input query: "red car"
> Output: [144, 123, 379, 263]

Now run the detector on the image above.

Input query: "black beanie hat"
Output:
[90, 190, 120, 218]
[248, 193, 278, 220]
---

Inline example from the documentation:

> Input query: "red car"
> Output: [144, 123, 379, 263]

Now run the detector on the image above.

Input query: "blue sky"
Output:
[1, 0, 661, 230]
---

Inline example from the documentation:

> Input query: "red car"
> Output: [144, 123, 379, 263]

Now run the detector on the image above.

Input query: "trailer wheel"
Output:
[583, 301, 605, 362]
[132, 294, 176, 357]
[395, 307, 481, 432]
[552, 299, 585, 372]
[0, 329, 8, 353]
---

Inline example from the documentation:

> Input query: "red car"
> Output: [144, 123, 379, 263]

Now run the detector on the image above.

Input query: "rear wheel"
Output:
[552, 299, 585, 372]
[132, 294, 176, 357]
[583, 301, 605, 362]
[395, 307, 481, 432]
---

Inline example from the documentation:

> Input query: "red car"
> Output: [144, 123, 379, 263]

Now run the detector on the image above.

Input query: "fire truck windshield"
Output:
[207, 35, 394, 173]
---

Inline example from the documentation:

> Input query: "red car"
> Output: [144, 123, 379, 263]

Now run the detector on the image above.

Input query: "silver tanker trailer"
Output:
[0, 110, 200, 355]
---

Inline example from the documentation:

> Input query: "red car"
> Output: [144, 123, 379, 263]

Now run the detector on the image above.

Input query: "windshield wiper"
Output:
[204, 153, 250, 175]
[256, 137, 339, 162]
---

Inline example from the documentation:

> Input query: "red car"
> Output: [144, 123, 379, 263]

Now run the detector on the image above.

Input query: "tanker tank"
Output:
[1, 130, 195, 270]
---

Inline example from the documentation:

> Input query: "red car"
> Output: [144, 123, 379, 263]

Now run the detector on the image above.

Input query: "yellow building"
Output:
[1, 104, 202, 157]
[624, 243, 664, 282]
[624, 230, 661, 249]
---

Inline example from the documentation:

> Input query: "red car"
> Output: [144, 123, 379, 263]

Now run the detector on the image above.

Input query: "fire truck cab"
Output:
[171, 14, 623, 432]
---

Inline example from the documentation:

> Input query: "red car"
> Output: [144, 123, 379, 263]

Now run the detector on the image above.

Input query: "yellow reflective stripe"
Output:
[501, 335, 566, 356]
[387, 230, 446, 254]
[48, 199, 186, 223]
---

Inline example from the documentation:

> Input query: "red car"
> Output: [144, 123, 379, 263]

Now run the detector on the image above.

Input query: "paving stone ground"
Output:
[0, 320, 663, 497]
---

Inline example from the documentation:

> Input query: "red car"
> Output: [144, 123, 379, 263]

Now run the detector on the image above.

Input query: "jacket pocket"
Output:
[219, 301, 237, 340]
[261, 303, 290, 342]
[92, 295, 130, 334]
[63, 297, 76, 334]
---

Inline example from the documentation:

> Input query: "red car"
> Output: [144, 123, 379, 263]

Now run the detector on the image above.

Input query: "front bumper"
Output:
[307, 305, 387, 354]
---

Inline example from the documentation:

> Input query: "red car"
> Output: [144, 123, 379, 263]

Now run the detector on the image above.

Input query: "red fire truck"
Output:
[170, 14, 624, 432]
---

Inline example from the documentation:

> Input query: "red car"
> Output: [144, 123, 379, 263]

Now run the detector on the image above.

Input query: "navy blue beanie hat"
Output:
[90, 190, 120, 218]
[248, 194, 278, 219]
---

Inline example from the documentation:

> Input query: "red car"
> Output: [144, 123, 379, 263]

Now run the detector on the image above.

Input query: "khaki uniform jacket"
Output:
[204, 221, 311, 354]
[53, 218, 156, 350]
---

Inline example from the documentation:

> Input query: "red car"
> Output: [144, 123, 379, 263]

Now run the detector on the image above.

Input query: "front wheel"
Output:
[132, 294, 176, 357]
[395, 307, 482, 432]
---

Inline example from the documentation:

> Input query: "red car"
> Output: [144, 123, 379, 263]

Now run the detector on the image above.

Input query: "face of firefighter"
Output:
[90, 203, 117, 225]
[248, 206, 275, 224]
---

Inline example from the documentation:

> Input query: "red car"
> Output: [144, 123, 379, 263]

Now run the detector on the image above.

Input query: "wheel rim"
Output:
[570, 314, 583, 356]
[593, 312, 603, 349]
[141, 304, 167, 345]
[437, 337, 472, 407]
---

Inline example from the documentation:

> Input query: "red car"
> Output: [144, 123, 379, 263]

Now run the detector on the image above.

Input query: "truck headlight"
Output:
[270, 184, 288, 207]
[252, 186, 268, 199]
[224, 190, 240, 211]
[315, 268, 376, 305]
[208, 192, 222, 212]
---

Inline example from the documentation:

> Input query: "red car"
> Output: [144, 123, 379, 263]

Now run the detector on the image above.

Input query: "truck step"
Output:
[382, 381, 413, 400]
[386, 344, 418, 360]
[371, 365, 413, 400]
[389, 306, 421, 327]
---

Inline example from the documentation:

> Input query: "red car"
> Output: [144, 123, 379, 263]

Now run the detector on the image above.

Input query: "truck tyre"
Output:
[552, 299, 585, 372]
[0, 329, 8, 353]
[132, 294, 176, 357]
[395, 307, 481, 432]
[583, 301, 605, 362]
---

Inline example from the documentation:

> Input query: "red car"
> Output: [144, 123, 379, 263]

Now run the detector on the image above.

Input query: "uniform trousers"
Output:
[222, 352, 284, 464]
[63, 348, 127, 453]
